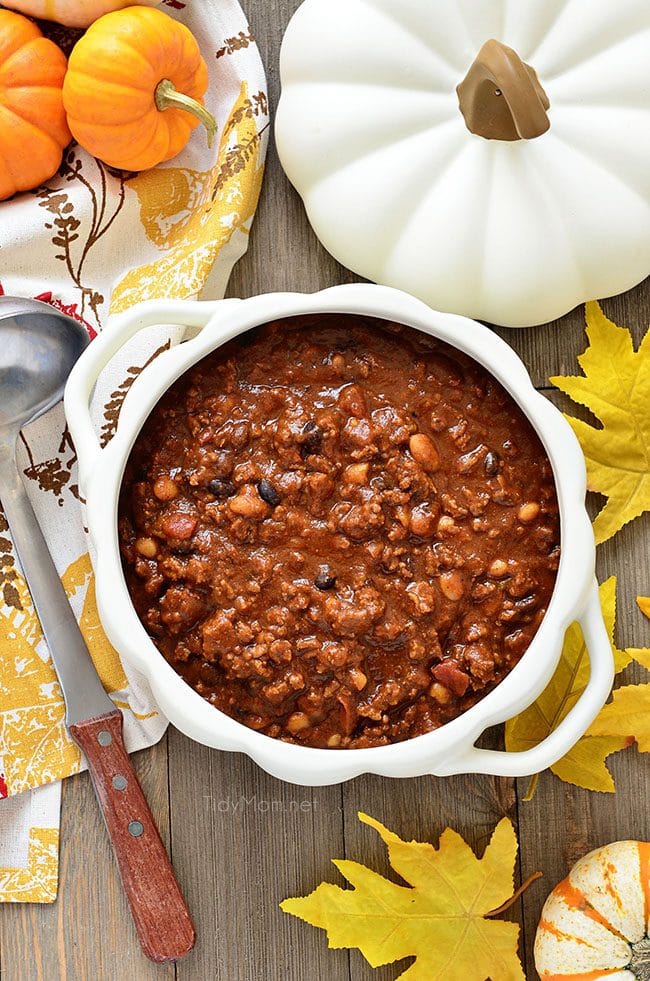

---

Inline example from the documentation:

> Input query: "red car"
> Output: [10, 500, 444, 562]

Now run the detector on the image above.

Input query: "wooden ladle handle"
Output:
[70, 710, 196, 963]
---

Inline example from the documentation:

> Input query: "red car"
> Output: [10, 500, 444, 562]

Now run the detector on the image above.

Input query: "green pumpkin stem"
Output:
[154, 78, 217, 148]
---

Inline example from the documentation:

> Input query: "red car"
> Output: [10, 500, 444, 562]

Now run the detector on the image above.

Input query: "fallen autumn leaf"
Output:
[281, 812, 535, 981]
[550, 301, 650, 544]
[506, 578, 649, 797]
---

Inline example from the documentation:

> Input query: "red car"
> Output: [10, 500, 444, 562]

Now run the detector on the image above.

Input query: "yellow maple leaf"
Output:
[505, 578, 649, 797]
[550, 301, 650, 544]
[588, 686, 650, 751]
[638, 596, 650, 620]
[281, 813, 529, 981]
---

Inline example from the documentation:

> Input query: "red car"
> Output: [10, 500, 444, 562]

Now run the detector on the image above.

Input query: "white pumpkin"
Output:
[276, 0, 650, 328]
[535, 840, 650, 980]
[1, 0, 160, 28]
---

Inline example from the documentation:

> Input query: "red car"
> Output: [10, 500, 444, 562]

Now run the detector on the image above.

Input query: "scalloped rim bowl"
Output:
[65, 284, 614, 785]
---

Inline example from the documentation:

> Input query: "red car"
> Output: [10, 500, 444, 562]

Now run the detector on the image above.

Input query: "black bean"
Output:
[300, 420, 323, 456]
[484, 451, 501, 477]
[515, 594, 539, 612]
[314, 568, 336, 591]
[258, 479, 281, 507]
[172, 541, 194, 555]
[208, 478, 236, 498]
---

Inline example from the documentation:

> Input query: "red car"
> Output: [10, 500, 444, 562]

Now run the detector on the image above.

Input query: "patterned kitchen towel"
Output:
[0, 0, 269, 902]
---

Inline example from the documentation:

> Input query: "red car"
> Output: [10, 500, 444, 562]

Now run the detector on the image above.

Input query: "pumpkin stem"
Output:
[155, 79, 218, 148]
[485, 871, 543, 918]
[630, 936, 650, 978]
[457, 39, 550, 141]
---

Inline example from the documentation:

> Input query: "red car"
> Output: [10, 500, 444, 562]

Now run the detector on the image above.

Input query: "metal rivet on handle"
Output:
[128, 820, 144, 838]
[112, 774, 127, 791]
[97, 730, 112, 746]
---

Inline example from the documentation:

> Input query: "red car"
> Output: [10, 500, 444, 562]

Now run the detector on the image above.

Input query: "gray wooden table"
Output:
[2, 2, 650, 978]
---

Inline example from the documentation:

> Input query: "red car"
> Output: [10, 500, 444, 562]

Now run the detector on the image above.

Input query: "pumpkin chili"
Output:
[118, 315, 561, 749]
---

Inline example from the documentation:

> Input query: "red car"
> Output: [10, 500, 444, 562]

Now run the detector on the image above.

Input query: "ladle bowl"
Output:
[0, 296, 89, 433]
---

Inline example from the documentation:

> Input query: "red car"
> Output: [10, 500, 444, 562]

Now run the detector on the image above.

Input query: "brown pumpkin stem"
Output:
[485, 871, 543, 918]
[155, 78, 218, 148]
[457, 39, 550, 141]
[630, 936, 650, 978]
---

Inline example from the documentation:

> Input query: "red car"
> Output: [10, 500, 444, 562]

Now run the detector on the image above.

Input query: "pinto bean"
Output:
[408, 433, 440, 472]
[153, 476, 179, 501]
[136, 537, 158, 558]
[439, 570, 464, 602]
[409, 505, 437, 538]
[349, 668, 368, 691]
[286, 712, 310, 734]
[518, 502, 540, 523]
[489, 558, 509, 579]
[429, 682, 452, 705]
[344, 463, 369, 485]
[229, 485, 269, 519]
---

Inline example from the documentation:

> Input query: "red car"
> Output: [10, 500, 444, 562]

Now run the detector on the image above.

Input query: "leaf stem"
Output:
[485, 872, 543, 917]
[523, 772, 540, 801]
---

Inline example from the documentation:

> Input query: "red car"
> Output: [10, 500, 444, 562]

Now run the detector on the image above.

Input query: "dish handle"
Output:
[434, 578, 614, 777]
[65, 298, 238, 491]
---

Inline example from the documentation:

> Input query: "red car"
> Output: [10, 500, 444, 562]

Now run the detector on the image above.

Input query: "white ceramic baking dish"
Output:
[64, 284, 613, 786]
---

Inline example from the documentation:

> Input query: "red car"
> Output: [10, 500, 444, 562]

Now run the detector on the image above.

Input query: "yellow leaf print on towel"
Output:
[0, 554, 128, 795]
[110, 82, 268, 312]
[0, 827, 59, 904]
[0, 575, 80, 794]
[63, 554, 128, 695]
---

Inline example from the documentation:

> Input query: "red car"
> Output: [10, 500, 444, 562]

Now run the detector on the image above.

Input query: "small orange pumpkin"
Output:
[0, 10, 71, 202]
[535, 840, 650, 980]
[0, 0, 161, 29]
[62, 6, 217, 172]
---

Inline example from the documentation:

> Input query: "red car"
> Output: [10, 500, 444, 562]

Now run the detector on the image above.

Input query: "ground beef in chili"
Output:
[118, 315, 560, 749]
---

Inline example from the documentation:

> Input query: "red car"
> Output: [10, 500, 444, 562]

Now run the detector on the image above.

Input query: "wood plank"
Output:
[342, 773, 524, 980]
[492, 278, 650, 389]
[236, 1, 650, 393]
[168, 729, 348, 981]
[228, 0, 360, 303]
[516, 381, 650, 976]
[2, 0, 649, 979]
[0, 736, 173, 981]
[220, 2, 650, 979]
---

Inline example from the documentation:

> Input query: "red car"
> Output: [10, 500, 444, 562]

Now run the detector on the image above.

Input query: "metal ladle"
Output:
[0, 296, 195, 962]
[0, 295, 88, 432]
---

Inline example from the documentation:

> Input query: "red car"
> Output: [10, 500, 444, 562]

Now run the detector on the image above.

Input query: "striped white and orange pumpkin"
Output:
[535, 841, 650, 980]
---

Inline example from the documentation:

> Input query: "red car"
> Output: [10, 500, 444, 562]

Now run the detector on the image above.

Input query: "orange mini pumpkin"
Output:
[62, 6, 217, 172]
[535, 839, 650, 979]
[0, 10, 71, 202]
